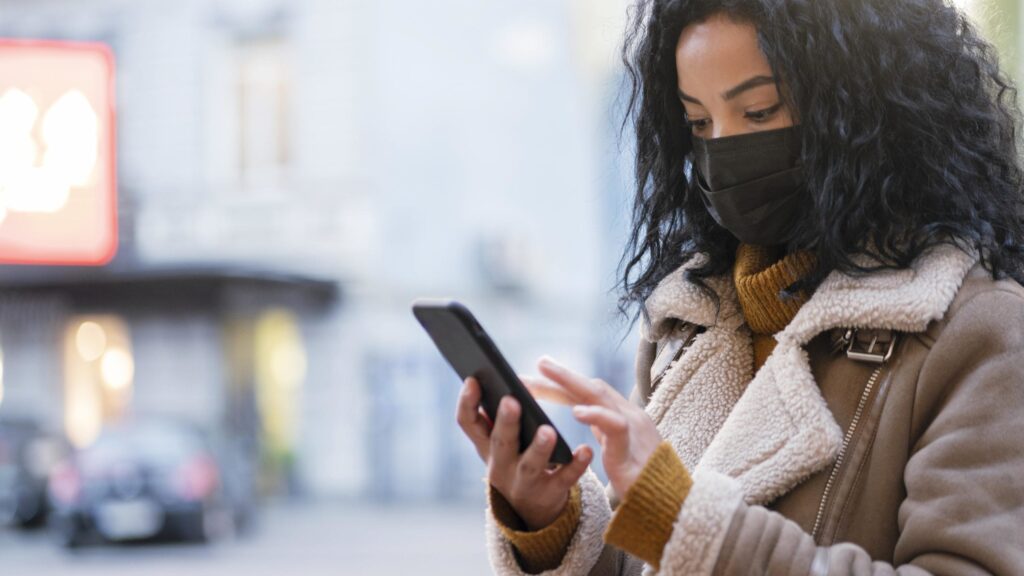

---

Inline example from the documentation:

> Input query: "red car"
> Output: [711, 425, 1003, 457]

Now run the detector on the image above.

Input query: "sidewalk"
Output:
[0, 500, 492, 576]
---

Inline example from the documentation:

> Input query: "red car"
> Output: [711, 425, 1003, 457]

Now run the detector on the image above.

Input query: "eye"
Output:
[684, 116, 711, 134]
[745, 102, 783, 123]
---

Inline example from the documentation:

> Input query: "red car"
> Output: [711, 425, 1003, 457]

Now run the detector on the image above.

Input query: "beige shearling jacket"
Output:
[485, 244, 1024, 575]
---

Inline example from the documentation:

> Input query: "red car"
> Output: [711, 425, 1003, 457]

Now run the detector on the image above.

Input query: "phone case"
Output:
[412, 299, 573, 465]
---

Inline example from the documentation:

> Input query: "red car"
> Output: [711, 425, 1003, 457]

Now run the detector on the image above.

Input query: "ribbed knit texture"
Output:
[603, 441, 693, 570]
[733, 244, 816, 370]
[489, 481, 582, 574]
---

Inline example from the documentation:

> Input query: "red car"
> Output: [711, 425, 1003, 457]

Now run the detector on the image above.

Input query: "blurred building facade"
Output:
[0, 0, 640, 502]
[3, 0, 1017, 504]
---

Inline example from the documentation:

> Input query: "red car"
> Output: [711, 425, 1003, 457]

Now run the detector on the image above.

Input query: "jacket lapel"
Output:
[641, 244, 977, 505]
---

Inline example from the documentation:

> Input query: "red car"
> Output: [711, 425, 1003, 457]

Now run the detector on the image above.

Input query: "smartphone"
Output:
[412, 299, 573, 465]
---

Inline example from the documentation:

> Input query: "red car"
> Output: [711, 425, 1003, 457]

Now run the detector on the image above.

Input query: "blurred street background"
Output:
[0, 0, 1018, 573]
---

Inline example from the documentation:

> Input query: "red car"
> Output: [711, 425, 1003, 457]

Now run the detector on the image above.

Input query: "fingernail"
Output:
[538, 428, 551, 444]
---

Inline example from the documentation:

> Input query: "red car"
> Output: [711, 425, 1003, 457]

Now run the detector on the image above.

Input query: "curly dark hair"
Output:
[615, 0, 1024, 331]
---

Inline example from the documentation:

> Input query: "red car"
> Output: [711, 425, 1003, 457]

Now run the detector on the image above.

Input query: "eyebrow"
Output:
[678, 75, 778, 105]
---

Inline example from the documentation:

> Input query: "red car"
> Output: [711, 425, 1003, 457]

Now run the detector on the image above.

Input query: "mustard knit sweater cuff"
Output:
[603, 441, 693, 570]
[488, 481, 583, 574]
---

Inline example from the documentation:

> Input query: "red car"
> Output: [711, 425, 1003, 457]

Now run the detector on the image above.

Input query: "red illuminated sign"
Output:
[0, 40, 117, 266]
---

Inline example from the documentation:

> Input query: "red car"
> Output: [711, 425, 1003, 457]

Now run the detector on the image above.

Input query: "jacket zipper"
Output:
[810, 363, 885, 540]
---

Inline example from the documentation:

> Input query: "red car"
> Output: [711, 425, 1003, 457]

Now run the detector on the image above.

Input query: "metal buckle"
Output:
[845, 329, 897, 364]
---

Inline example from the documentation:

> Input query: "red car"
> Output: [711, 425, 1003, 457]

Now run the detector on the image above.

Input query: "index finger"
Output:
[519, 374, 579, 405]
[537, 356, 622, 408]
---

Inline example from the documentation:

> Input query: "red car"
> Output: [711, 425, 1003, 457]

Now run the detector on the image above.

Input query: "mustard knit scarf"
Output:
[732, 244, 817, 370]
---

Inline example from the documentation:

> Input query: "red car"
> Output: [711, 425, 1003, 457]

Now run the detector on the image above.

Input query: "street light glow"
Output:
[75, 320, 108, 362]
[100, 347, 134, 391]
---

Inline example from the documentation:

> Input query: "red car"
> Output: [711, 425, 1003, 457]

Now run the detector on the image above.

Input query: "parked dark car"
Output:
[47, 419, 253, 547]
[0, 418, 67, 528]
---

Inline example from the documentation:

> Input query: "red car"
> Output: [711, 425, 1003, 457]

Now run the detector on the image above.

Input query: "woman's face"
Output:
[675, 13, 794, 140]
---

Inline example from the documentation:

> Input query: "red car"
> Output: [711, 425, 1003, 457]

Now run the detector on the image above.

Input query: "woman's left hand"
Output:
[521, 355, 663, 499]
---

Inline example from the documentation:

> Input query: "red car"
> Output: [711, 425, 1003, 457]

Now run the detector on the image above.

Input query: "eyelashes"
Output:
[685, 117, 711, 130]
[683, 102, 785, 132]
[744, 102, 784, 122]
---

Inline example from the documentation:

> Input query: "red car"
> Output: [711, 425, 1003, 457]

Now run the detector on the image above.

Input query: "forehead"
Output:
[675, 14, 772, 92]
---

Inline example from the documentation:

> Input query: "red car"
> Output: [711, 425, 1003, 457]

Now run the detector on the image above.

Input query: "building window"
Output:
[236, 37, 291, 190]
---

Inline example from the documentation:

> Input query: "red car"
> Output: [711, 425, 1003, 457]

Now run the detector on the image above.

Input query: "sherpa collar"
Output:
[643, 243, 977, 342]
[638, 243, 978, 505]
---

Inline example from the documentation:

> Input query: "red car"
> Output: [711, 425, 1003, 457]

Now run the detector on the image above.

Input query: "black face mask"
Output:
[691, 126, 804, 246]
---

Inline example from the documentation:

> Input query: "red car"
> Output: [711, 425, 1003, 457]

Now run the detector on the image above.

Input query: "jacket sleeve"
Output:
[484, 332, 661, 576]
[485, 467, 636, 575]
[488, 482, 584, 573]
[651, 288, 1024, 575]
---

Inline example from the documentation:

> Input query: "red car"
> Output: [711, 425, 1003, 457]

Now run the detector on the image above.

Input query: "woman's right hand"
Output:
[456, 376, 593, 531]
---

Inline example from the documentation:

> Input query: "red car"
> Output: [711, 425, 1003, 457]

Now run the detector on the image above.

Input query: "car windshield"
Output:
[82, 423, 205, 469]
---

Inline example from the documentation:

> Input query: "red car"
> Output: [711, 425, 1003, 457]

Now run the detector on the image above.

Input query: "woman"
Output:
[455, 0, 1024, 573]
